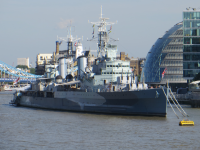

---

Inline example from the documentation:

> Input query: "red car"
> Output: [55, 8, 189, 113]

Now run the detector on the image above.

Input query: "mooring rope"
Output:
[169, 88, 189, 117]
[168, 94, 185, 117]
[162, 87, 179, 119]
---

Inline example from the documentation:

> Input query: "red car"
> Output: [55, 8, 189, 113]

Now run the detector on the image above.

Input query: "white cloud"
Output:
[57, 18, 73, 29]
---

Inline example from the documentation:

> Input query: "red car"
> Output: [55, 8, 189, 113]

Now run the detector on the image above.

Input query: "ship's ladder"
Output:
[162, 87, 189, 119]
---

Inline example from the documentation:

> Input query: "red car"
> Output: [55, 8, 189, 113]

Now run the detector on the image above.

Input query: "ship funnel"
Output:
[77, 56, 87, 78]
[56, 41, 59, 55]
[59, 57, 66, 79]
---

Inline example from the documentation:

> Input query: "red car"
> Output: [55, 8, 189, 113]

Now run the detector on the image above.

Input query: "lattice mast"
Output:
[89, 6, 116, 58]
[57, 21, 81, 55]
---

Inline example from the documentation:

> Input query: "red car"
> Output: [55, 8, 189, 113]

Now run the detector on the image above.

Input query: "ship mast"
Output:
[57, 21, 81, 56]
[89, 6, 116, 58]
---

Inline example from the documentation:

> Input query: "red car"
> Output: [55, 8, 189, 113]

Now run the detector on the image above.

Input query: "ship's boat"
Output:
[179, 119, 194, 126]
[10, 7, 168, 117]
[3, 84, 30, 91]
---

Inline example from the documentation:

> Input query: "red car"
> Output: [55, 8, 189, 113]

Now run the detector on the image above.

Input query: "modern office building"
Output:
[183, 8, 200, 81]
[142, 22, 187, 85]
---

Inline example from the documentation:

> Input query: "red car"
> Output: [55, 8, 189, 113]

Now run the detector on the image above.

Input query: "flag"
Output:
[162, 68, 167, 79]
[74, 42, 77, 46]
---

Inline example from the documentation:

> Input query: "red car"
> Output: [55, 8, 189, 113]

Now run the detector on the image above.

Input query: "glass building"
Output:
[142, 22, 187, 84]
[183, 8, 200, 80]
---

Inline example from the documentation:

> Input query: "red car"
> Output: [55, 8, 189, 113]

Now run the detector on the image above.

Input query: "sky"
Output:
[1, 0, 200, 68]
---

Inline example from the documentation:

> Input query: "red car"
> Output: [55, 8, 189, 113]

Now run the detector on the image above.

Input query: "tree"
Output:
[193, 72, 200, 81]
[16, 65, 35, 74]
[137, 75, 141, 82]
[29, 68, 35, 74]
[16, 65, 28, 69]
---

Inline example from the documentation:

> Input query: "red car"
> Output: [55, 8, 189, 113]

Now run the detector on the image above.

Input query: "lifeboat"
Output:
[179, 119, 194, 126]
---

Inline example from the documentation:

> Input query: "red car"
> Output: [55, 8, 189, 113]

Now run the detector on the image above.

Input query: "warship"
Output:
[10, 8, 168, 117]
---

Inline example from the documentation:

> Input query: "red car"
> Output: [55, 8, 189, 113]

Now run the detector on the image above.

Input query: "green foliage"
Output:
[16, 65, 28, 69]
[15, 65, 35, 74]
[29, 68, 35, 74]
[193, 72, 200, 81]
[138, 75, 141, 82]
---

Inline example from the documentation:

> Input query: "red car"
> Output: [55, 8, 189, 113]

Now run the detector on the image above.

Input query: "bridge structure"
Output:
[0, 60, 43, 83]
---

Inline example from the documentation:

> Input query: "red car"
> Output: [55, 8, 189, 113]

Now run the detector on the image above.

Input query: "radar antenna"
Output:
[57, 21, 82, 56]
[88, 6, 117, 58]
[57, 21, 80, 43]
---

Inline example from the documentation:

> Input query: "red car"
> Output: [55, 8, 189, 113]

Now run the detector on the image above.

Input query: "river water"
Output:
[0, 91, 200, 150]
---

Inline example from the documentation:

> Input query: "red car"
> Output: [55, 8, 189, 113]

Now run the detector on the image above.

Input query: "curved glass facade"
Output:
[143, 22, 187, 84]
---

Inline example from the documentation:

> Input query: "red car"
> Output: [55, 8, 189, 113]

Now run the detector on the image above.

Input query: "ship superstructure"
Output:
[41, 24, 84, 79]
[79, 6, 136, 90]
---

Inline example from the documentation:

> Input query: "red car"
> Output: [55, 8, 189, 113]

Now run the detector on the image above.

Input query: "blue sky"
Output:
[0, 0, 200, 67]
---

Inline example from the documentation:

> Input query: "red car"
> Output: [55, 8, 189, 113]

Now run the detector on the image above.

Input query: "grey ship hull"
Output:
[18, 88, 167, 116]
